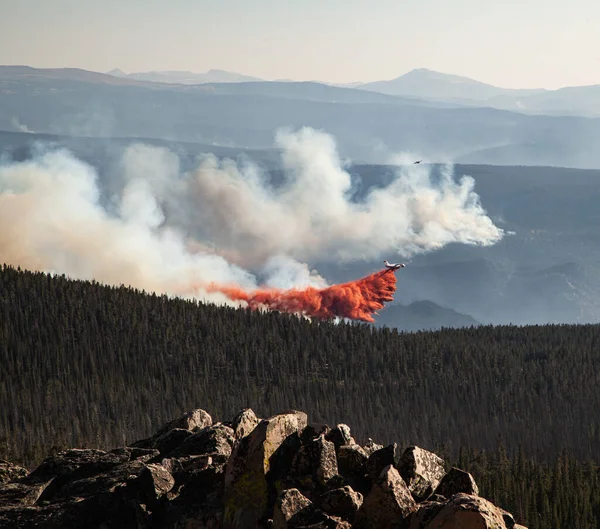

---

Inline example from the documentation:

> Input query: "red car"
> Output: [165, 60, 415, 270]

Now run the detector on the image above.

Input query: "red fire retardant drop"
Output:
[207, 268, 397, 322]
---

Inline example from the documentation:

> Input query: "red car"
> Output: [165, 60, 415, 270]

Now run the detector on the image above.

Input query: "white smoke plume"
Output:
[0, 127, 503, 301]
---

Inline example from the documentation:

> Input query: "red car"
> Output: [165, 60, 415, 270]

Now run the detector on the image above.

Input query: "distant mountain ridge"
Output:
[108, 68, 265, 84]
[358, 68, 546, 101]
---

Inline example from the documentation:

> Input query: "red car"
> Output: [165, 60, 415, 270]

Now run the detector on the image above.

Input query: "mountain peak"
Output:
[107, 68, 127, 77]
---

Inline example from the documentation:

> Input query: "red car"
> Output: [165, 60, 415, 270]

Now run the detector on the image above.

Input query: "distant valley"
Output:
[2, 66, 600, 169]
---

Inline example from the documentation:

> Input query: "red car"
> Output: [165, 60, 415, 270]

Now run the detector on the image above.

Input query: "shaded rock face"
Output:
[223, 410, 308, 529]
[425, 493, 511, 528]
[325, 425, 355, 449]
[317, 485, 363, 521]
[0, 407, 525, 529]
[354, 465, 417, 529]
[397, 446, 446, 502]
[0, 460, 27, 484]
[434, 467, 479, 498]
[366, 444, 397, 482]
[231, 408, 260, 440]
[291, 435, 339, 488]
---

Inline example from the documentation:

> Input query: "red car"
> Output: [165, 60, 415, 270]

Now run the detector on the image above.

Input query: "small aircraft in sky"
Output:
[384, 260, 406, 271]
[413, 160, 422, 164]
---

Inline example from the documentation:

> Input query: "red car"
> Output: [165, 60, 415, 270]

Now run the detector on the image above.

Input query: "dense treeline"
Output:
[453, 445, 600, 529]
[2, 264, 600, 470]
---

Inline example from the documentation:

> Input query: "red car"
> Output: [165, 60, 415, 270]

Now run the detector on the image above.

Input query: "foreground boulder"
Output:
[0, 407, 527, 529]
[424, 493, 513, 528]
[434, 468, 479, 498]
[397, 446, 446, 502]
[354, 465, 417, 529]
[223, 410, 308, 528]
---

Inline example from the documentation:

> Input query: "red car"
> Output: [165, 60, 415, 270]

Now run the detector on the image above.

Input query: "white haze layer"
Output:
[0, 127, 503, 302]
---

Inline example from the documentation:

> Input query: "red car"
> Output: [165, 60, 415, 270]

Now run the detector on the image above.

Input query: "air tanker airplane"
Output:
[384, 260, 406, 271]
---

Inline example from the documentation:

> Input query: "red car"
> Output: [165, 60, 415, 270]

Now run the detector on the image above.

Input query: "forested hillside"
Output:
[2, 263, 599, 465]
[2, 264, 600, 528]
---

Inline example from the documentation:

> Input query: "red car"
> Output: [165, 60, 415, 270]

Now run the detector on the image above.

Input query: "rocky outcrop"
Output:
[423, 493, 513, 528]
[434, 468, 479, 498]
[0, 460, 27, 484]
[398, 446, 446, 502]
[0, 408, 527, 529]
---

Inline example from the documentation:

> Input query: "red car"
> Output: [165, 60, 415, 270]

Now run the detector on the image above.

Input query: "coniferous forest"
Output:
[2, 264, 600, 528]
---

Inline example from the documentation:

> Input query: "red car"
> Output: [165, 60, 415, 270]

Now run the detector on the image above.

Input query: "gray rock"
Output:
[151, 428, 194, 455]
[366, 444, 397, 482]
[407, 500, 445, 528]
[434, 467, 479, 498]
[0, 480, 53, 507]
[223, 410, 308, 529]
[354, 465, 417, 529]
[317, 485, 363, 521]
[273, 488, 313, 529]
[157, 408, 213, 436]
[325, 425, 355, 449]
[397, 446, 446, 502]
[292, 435, 339, 488]
[0, 460, 27, 484]
[424, 493, 511, 528]
[363, 438, 384, 456]
[168, 423, 235, 459]
[232, 408, 260, 439]
[337, 444, 368, 478]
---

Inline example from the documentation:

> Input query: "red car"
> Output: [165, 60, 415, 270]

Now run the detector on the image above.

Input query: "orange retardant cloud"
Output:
[207, 268, 397, 322]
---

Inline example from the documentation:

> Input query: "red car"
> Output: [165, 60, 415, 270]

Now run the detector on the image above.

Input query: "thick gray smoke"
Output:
[0, 127, 503, 301]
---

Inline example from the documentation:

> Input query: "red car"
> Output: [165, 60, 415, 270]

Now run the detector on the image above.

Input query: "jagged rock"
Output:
[354, 464, 417, 529]
[317, 485, 363, 521]
[292, 435, 338, 488]
[223, 410, 308, 529]
[337, 444, 368, 478]
[139, 463, 176, 500]
[325, 425, 355, 449]
[20, 447, 152, 503]
[151, 428, 194, 455]
[53, 460, 174, 506]
[302, 424, 331, 444]
[109, 447, 160, 463]
[0, 492, 153, 528]
[407, 501, 445, 529]
[366, 443, 397, 482]
[434, 468, 479, 498]
[168, 423, 235, 459]
[499, 508, 516, 528]
[273, 488, 313, 528]
[0, 409, 523, 529]
[363, 438, 384, 456]
[163, 454, 227, 484]
[158, 408, 213, 436]
[25, 448, 130, 485]
[0, 480, 53, 506]
[397, 446, 446, 502]
[0, 460, 27, 484]
[159, 489, 224, 529]
[425, 493, 511, 528]
[232, 408, 260, 439]
[273, 488, 351, 529]
[132, 408, 214, 449]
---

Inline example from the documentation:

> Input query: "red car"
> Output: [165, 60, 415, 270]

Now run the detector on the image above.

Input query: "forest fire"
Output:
[207, 268, 398, 322]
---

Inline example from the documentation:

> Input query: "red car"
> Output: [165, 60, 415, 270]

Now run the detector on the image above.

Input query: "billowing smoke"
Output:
[0, 127, 503, 320]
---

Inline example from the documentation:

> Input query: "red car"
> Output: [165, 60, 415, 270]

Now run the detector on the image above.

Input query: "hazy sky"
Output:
[1, 0, 599, 89]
